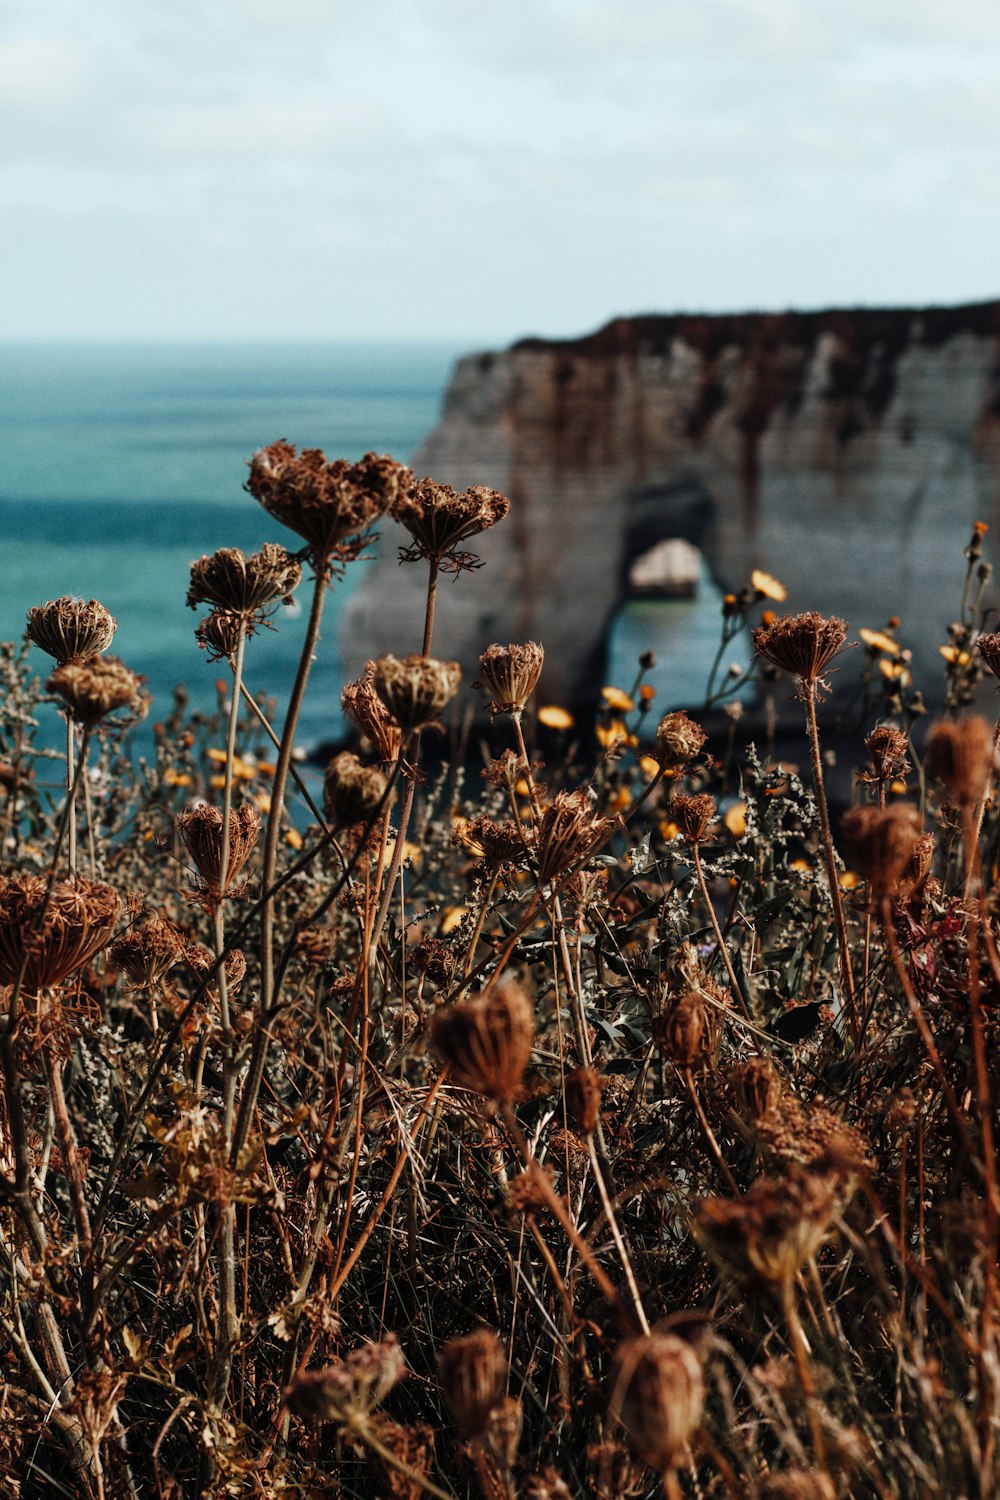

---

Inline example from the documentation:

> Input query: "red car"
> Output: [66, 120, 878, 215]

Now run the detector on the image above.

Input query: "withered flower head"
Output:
[863, 724, 910, 784]
[669, 792, 716, 846]
[187, 543, 301, 619]
[371, 654, 461, 734]
[977, 631, 1000, 682]
[454, 814, 527, 870]
[323, 752, 387, 827]
[924, 716, 995, 808]
[177, 802, 261, 902]
[475, 642, 545, 717]
[284, 1336, 406, 1426]
[195, 610, 244, 662]
[26, 596, 117, 664]
[694, 1168, 837, 1292]
[341, 665, 404, 764]
[564, 1066, 605, 1134]
[523, 1470, 573, 1500]
[482, 1395, 523, 1475]
[609, 1333, 704, 1475]
[110, 912, 184, 989]
[364, 1418, 435, 1500]
[841, 803, 923, 899]
[537, 789, 612, 885]
[0, 874, 122, 992]
[184, 943, 247, 995]
[247, 441, 412, 562]
[47, 655, 147, 726]
[728, 1057, 784, 1122]
[752, 611, 849, 687]
[900, 830, 935, 901]
[587, 1441, 645, 1500]
[438, 1328, 507, 1439]
[654, 710, 707, 773]
[429, 980, 535, 1102]
[653, 991, 706, 1067]
[394, 477, 510, 570]
[409, 936, 458, 986]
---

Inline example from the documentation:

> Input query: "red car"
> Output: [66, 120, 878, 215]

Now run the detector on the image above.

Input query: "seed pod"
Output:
[482, 1395, 522, 1474]
[609, 1333, 704, 1475]
[429, 981, 535, 1102]
[924, 716, 994, 808]
[342, 665, 405, 764]
[371, 654, 462, 734]
[694, 1168, 837, 1293]
[537, 790, 612, 885]
[285, 1336, 406, 1425]
[586, 1441, 645, 1500]
[177, 802, 261, 902]
[247, 442, 412, 561]
[323, 752, 387, 827]
[476, 642, 545, 716]
[654, 710, 706, 773]
[48, 655, 147, 726]
[0, 874, 122, 993]
[110, 912, 185, 989]
[654, 991, 705, 1067]
[195, 611, 244, 662]
[864, 724, 910, 783]
[841, 803, 922, 899]
[438, 1328, 506, 1439]
[364, 1418, 435, 1500]
[26, 596, 117, 664]
[752, 611, 848, 685]
[187, 543, 301, 617]
[669, 792, 716, 846]
[564, 1066, 604, 1134]
[727, 1057, 783, 1121]
[394, 477, 510, 567]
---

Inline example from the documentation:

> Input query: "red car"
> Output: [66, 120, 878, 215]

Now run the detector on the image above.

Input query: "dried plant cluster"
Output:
[2, 472, 1000, 1500]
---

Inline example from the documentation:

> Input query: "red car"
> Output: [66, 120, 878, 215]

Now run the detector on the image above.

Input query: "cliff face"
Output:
[340, 302, 1000, 707]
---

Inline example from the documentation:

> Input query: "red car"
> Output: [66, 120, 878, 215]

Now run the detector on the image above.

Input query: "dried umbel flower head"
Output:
[609, 1333, 704, 1475]
[195, 611, 244, 662]
[247, 442, 412, 562]
[475, 642, 545, 717]
[900, 830, 935, 902]
[371, 654, 461, 734]
[47, 655, 147, 726]
[841, 803, 923, 899]
[438, 1328, 507, 1439]
[177, 802, 261, 902]
[394, 477, 510, 570]
[564, 1066, 605, 1133]
[284, 1336, 406, 1426]
[187, 543, 301, 619]
[977, 631, 1000, 681]
[0, 874, 122, 992]
[752, 611, 849, 688]
[341, 665, 404, 764]
[110, 912, 184, 989]
[864, 724, 910, 784]
[654, 710, 706, 773]
[694, 1168, 837, 1293]
[26, 596, 117, 664]
[323, 752, 387, 827]
[587, 1441, 645, 1500]
[536, 790, 612, 886]
[184, 943, 247, 995]
[409, 936, 458, 986]
[669, 792, 716, 845]
[728, 1057, 784, 1122]
[454, 815, 526, 871]
[482, 1395, 523, 1474]
[924, 716, 995, 808]
[429, 981, 535, 1102]
[653, 991, 706, 1067]
[364, 1418, 435, 1500]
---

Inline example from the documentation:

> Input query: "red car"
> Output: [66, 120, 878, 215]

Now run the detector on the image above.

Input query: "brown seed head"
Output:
[454, 815, 527, 870]
[184, 943, 247, 995]
[694, 1168, 837, 1292]
[978, 631, 1000, 681]
[47, 655, 147, 726]
[323, 752, 387, 827]
[728, 1057, 784, 1121]
[195, 611, 245, 662]
[284, 1335, 406, 1425]
[670, 792, 716, 846]
[654, 991, 706, 1067]
[475, 641, 545, 716]
[924, 716, 995, 807]
[438, 1328, 507, 1439]
[341, 665, 405, 764]
[564, 1066, 605, 1134]
[900, 830, 936, 901]
[752, 611, 849, 685]
[177, 802, 261, 901]
[841, 803, 923, 899]
[186, 543, 301, 618]
[247, 441, 412, 561]
[370, 654, 461, 734]
[429, 981, 535, 1102]
[537, 790, 612, 885]
[409, 936, 458, 986]
[364, 1418, 435, 1500]
[26, 596, 117, 664]
[110, 913, 185, 988]
[654, 710, 706, 773]
[523, 1470, 573, 1500]
[864, 724, 910, 783]
[482, 1395, 523, 1474]
[586, 1441, 645, 1500]
[394, 477, 509, 569]
[609, 1333, 704, 1474]
[759, 1472, 837, 1500]
[0, 874, 122, 992]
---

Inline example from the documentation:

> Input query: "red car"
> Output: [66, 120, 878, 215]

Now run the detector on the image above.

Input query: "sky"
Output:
[2, 0, 1000, 344]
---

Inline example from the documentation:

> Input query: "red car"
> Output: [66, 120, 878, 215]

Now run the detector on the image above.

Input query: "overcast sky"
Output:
[3, 0, 999, 343]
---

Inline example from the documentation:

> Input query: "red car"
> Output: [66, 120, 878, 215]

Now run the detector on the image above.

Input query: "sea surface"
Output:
[0, 341, 746, 757]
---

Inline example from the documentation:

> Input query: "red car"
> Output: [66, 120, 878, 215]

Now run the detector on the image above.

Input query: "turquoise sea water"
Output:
[0, 341, 463, 751]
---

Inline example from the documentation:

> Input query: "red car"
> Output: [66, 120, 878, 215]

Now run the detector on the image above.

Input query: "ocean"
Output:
[0, 340, 746, 757]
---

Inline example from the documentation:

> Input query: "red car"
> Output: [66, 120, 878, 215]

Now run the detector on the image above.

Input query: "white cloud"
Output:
[149, 99, 382, 155]
[226, 0, 340, 29]
[0, 35, 89, 106]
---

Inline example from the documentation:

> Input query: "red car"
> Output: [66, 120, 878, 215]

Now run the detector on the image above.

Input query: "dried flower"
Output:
[863, 724, 910, 784]
[609, 1333, 704, 1474]
[394, 477, 509, 570]
[323, 752, 387, 827]
[475, 642, 545, 717]
[977, 631, 1000, 681]
[47, 655, 147, 726]
[454, 815, 527, 870]
[177, 803, 261, 902]
[26, 596, 117, 664]
[670, 792, 716, 845]
[0, 874, 122, 992]
[429, 981, 535, 1102]
[841, 804, 923, 899]
[285, 1336, 406, 1426]
[523, 1470, 573, 1500]
[587, 1441, 645, 1500]
[654, 991, 706, 1067]
[564, 1066, 604, 1133]
[371, 654, 461, 734]
[438, 1328, 507, 1439]
[752, 612, 849, 687]
[536, 790, 612, 885]
[195, 611, 245, 662]
[342, 665, 405, 764]
[184, 943, 247, 995]
[364, 1418, 435, 1500]
[247, 441, 412, 562]
[409, 936, 458, 986]
[187, 544, 301, 618]
[110, 913, 185, 989]
[728, 1057, 784, 1121]
[924, 716, 995, 808]
[654, 710, 706, 773]
[482, 1395, 523, 1474]
[694, 1168, 837, 1293]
